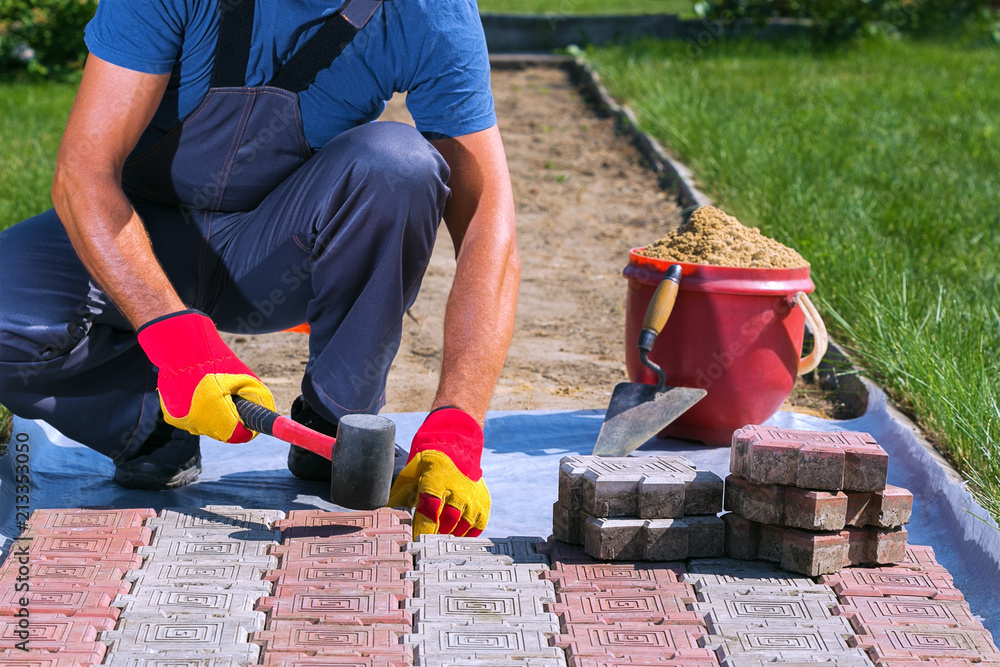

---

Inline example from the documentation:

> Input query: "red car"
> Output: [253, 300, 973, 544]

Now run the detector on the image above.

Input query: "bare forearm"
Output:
[433, 223, 520, 426]
[52, 170, 184, 328]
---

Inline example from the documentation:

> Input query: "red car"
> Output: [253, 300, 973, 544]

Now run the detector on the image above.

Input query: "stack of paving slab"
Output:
[0, 508, 154, 666]
[554, 455, 725, 561]
[405, 533, 566, 667]
[723, 425, 911, 577]
[254, 508, 414, 666]
[109, 506, 284, 666]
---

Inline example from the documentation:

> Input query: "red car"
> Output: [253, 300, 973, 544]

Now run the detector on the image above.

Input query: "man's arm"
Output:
[51, 54, 183, 328]
[430, 125, 520, 425]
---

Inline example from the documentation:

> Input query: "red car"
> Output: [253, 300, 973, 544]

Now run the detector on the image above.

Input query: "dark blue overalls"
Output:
[0, 0, 450, 463]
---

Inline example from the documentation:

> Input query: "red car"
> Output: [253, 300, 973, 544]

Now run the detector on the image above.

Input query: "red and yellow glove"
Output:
[387, 407, 490, 538]
[137, 310, 275, 443]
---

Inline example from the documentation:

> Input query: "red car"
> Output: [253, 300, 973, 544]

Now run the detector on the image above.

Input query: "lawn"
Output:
[478, 0, 694, 16]
[586, 37, 1000, 520]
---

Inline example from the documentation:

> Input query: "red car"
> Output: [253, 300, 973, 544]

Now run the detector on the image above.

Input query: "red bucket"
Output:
[623, 249, 826, 446]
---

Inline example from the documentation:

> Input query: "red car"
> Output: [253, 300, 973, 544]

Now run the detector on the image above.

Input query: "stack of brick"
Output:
[683, 557, 874, 666]
[0, 508, 154, 666]
[105, 506, 284, 666]
[824, 545, 1000, 666]
[723, 426, 910, 577]
[554, 455, 724, 561]
[254, 508, 414, 667]
[404, 534, 566, 666]
[539, 539, 717, 666]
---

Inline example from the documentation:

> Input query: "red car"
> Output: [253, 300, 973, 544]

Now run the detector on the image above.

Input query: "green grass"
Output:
[478, 0, 694, 16]
[586, 37, 1000, 520]
[0, 80, 76, 229]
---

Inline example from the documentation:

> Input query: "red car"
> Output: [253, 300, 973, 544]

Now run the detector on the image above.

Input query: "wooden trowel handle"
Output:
[638, 264, 682, 352]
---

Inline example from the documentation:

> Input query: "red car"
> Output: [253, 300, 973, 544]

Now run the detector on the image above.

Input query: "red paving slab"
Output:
[264, 563, 412, 590]
[254, 621, 411, 658]
[261, 656, 412, 667]
[731, 425, 888, 492]
[19, 535, 145, 566]
[568, 659, 718, 667]
[819, 566, 963, 600]
[270, 538, 409, 563]
[553, 624, 713, 661]
[548, 589, 701, 625]
[901, 545, 951, 573]
[23, 508, 155, 534]
[0, 561, 133, 589]
[542, 562, 685, 591]
[275, 510, 412, 540]
[256, 590, 410, 624]
[0, 651, 109, 666]
[850, 623, 1000, 662]
[835, 596, 983, 628]
[0, 584, 119, 621]
[0, 615, 113, 654]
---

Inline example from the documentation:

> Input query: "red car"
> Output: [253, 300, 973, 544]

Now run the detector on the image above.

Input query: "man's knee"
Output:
[338, 121, 450, 204]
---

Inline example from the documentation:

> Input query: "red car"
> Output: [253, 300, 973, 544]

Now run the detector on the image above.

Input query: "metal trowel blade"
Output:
[592, 383, 707, 456]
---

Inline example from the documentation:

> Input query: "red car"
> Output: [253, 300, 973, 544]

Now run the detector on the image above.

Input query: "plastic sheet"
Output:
[2, 379, 998, 634]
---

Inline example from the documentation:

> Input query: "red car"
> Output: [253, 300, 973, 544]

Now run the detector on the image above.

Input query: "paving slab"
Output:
[123, 561, 274, 588]
[418, 660, 564, 667]
[0, 615, 113, 656]
[264, 564, 411, 592]
[260, 656, 412, 667]
[408, 562, 549, 591]
[819, 566, 963, 600]
[547, 589, 701, 625]
[406, 588, 557, 628]
[255, 621, 411, 659]
[731, 425, 888, 492]
[554, 623, 713, 660]
[542, 561, 685, 591]
[145, 507, 285, 532]
[113, 586, 266, 618]
[102, 654, 251, 667]
[23, 508, 156, 534]
[849, 623, 1000, 662]
[275, 510, 412, 540]
[558, 455, 722, 519]
[584, 516, 724, 561]
[140, 534, 278, 562]
[19, 534, 145, 566]
[691, 593, 837, 624]
[899, 545, 950, 573]
[102, 617, 261, 659]
[405, 623, 562, 662]
[683, 558, 832, 593]
[703, 617, 868, 664]
[567, 658, 718, 667]
[0, 652, 112, 667]
[0, 561, 132, 588]
[271, 538, 408, 564]
[256, 590, 409, 624]
[0, 583, 120, 619]
[720, 658, 872, 667]
[834, 596, 983, 629]
[408, 536, 547, 564]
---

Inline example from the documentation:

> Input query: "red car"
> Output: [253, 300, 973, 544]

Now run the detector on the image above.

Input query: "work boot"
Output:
[287, 395, 407, 484]
[113, 416, 202, 490]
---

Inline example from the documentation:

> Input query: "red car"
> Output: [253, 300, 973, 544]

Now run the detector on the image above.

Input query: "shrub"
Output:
[0, 0, 97, 78]
[697, 0, 999, 42]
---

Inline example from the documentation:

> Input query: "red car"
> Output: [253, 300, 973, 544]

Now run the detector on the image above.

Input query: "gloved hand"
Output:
[388, 407, 490, 538]
[137, 310, 275, 443]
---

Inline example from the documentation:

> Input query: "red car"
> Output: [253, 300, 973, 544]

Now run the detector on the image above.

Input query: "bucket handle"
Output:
[797, 292, 828, 376]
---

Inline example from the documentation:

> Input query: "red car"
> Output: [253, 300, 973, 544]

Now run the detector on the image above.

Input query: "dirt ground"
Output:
[221, 65, 837, 420]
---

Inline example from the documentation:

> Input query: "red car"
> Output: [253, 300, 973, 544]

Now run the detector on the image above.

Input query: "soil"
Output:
[639, 205, 808, 269]
[220, 65, 841, 421]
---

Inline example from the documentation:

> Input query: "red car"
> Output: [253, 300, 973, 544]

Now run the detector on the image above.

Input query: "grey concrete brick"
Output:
[409, 562, 550, 590]
[584, 516, 724, 561]
[552, 501, 586, 545]
[703, 618, 867, 663]
[558, 456, 722, 519]
[140, 535, 278, 562]
[406, 588, 558, 628]
[420, 659, 566, 667]
[691, 593, 837, 624]
[101, 618, 261, 660]
[145, 506, 285, 532]
[684, 558, 832, 593]
[102, 654, 250, 667]
[409, 535, 548, 564]
[405, 623, 563, 662]
[112, 587, 266, 618]
[123, 561, 274, 589]
[720, 656, 873, 667]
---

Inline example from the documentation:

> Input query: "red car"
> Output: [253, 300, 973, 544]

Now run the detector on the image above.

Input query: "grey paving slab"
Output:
[558, 455, 722, 519]
[408, 562, 550, 590]
[407, 588, 558, 628]
[691, 593, 837, 624]
[123, 561, 273, 589]
[406, 623, 563, 662]
[419, 659, 566, 667]
[720, 656, 873, 667]
[684, 558, 833, 593]
[140, 534, 278, 562]
[703, 617, 864, 663]
[146, 506, 285, 531]
[583, 516, 724, 561]
[102, 654, 250, 667]
[102, 617, 261, 661]
[112, 586, 266, 618]
[409, 535, 548, 564]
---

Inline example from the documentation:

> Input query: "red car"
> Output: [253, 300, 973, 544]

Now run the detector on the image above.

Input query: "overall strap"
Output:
[211, 0, 256, 88]
[268, 0, 383, 93]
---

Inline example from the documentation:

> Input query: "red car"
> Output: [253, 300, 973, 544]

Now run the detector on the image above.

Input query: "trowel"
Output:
[592, 264, 707, 456]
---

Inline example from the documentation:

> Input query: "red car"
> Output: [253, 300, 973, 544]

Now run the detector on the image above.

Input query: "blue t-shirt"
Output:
[84, 0, 496, 151]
